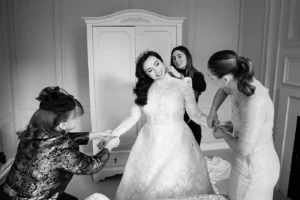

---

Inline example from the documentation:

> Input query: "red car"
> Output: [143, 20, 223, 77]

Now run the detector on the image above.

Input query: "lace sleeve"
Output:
[239, 96, 266, 143]
[182, 78, 207, 126]
[111, 104, 142, 137]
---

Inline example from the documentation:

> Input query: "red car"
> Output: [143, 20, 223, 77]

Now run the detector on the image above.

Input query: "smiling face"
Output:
[143, 56, 166, 80]
[172, 50, 187, 70]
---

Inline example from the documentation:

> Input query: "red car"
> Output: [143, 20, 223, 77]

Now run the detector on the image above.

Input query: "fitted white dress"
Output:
[111, 74, 227, 200]
[227, 79, 280, 200]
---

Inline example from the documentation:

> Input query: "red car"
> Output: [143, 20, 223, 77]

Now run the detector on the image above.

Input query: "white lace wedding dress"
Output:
[111, 74, 228, 200]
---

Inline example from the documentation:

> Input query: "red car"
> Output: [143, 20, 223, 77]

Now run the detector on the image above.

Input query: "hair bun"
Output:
[36, 86, 76, 113]
[237, 56, 249, 65]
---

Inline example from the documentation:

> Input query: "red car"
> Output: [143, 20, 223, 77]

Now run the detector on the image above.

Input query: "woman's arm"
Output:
[210, 88, 228, 113]
[66, 131, 113, 145]
[65, 132, 89, 145]
[207, 88, 229, 128]
[182, 78, 207, 126]
[110, 104, 142, 137]
[59, 144, 111, 175]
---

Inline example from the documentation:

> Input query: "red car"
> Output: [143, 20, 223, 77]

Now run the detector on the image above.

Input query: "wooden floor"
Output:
[65, 149, 291, 200]
[66, 174, 291, 200]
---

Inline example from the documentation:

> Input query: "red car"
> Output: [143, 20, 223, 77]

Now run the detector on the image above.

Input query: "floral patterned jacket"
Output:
[1, 132, 110, 200]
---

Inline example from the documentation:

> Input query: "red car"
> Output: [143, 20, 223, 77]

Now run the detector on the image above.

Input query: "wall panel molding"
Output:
[0, 0, 13, 121]
[285, 0, 300, 47]
[237, 0, 244, 54]
[275, 88, 300, 195]
[186, 0, 196, 55]
[262, 0, 282, 103]
[6, 0, 21, 132]
[0, 120, 17, 158]
[54, 0, 63, 87]
[283, 56, 300, 86]
[260, 0, 271, 84]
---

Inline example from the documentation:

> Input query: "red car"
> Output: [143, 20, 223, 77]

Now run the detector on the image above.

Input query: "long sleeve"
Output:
[236, 96, 266, 156]
[59, 144, 110, 175]
[182, 78, 207, 126]
[192, 72, 206, 93]
[65, 132, 89, 145]
[239, 96, 266, 143]
[111, 104, 142, 137]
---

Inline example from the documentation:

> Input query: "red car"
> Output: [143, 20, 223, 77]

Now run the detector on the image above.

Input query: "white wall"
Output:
[2, 0, 272, 154]
[0, 0, 17, 159]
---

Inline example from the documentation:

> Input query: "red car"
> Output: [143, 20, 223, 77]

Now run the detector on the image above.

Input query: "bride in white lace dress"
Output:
[110, 51, 228, 200]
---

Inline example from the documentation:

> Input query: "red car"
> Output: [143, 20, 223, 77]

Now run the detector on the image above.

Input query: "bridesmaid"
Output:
[169, 46, 206, 144]
[206, 50, 280, 200]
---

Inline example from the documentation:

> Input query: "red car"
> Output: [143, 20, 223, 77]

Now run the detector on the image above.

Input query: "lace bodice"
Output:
[231, 79, 274, 145]
[111, 74, 207, 137]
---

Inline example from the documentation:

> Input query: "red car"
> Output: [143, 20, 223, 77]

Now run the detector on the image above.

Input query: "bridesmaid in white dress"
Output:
[109, 51, 228, 200]
[206, 50, 280, 200]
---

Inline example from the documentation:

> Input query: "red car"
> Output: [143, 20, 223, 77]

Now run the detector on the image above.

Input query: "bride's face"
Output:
[143, 56, 166, 80]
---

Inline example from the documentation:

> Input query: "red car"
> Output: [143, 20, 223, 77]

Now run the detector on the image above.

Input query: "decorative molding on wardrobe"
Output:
[120, 17, 150, 24]
[83, 9, 185, 25]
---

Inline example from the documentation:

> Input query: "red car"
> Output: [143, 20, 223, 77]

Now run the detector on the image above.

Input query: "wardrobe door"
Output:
[136, 26, 177, 67]
[92, 27, 138, 152]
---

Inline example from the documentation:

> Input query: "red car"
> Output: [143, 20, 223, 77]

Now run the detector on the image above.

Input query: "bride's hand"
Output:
[212, 127, 225, 139]
[89, 130, 112, 140]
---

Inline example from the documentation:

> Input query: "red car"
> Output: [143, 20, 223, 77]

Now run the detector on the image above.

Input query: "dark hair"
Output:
[170, 46, 199, 78]
[17, 87, 84, 153]
[170, 46, 202, 98]
[208, 50, 255, 96]
[133, 51, 163, 106]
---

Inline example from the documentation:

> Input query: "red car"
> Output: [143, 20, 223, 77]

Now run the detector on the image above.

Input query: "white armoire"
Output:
[83, 9, 185, 182]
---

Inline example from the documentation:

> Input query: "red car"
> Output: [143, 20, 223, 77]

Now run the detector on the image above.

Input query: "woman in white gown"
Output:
[110, 51, 228, 200]
[206, 50, 280, 200]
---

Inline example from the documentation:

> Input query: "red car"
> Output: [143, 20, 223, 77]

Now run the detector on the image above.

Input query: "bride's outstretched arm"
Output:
[182, 78, 207, 127]
[110, 104, 142, 137]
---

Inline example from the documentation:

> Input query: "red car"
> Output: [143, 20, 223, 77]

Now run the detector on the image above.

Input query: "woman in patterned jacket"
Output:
[0, 86, 120, 200]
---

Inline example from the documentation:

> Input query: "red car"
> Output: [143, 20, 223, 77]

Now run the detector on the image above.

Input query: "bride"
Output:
[109, 51, 228, 200]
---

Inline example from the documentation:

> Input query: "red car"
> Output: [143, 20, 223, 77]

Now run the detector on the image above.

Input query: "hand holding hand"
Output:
[212, 127, 225, 139]
[89, 130, 113, 140]
[207, 111, 219, 128]
[104, 137, 120, 152]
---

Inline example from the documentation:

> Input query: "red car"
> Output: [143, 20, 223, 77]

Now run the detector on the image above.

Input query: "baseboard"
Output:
[93, 166, 125, 182]
[201, 141, 230, 151]
[0, 158, 14, 185]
